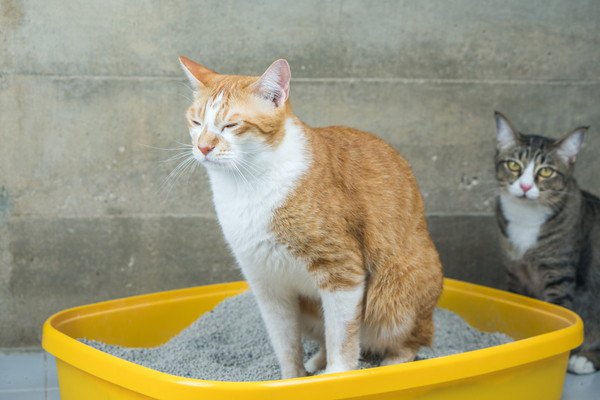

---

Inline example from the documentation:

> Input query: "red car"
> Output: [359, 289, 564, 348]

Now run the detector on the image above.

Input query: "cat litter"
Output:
[80, 291, 513, 382]
[43, 280, 584, 398]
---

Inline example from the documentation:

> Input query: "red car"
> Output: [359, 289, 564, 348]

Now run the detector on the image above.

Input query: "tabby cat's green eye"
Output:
[538, 167, 555, 178]
[506, 160, 521, 173]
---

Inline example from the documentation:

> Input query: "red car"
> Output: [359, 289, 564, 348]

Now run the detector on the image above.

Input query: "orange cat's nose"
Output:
[199, 145, 215, 156]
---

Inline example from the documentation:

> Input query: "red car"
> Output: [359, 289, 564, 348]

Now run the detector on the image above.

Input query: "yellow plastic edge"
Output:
[42, 278, 583, 400]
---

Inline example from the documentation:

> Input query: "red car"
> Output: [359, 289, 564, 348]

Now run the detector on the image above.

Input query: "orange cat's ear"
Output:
[179, 56, 217, 88]
[255, 59, 291, 107]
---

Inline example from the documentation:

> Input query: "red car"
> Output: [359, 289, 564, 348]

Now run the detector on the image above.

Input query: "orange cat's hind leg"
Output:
[299, 296, 327, 373]
[381, 310, 434, 366]
[381, 347, 418, 366]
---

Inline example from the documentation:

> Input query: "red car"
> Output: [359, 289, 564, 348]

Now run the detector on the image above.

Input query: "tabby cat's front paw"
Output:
[568, 355, 596, 375]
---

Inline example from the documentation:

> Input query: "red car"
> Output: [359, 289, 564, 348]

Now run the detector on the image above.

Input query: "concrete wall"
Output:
[1, 0, 599, 347]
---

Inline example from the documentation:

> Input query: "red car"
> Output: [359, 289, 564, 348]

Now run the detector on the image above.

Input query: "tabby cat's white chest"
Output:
[500, 194, 552, 258]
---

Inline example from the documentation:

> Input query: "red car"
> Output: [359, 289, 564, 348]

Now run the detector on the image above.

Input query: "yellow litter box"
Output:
[42, 278, 582, 400]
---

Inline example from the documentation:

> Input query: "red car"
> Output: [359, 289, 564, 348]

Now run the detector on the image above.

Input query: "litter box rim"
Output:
[42, 278, 583, 400]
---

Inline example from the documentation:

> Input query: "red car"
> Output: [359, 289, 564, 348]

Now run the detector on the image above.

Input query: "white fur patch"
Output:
[320, 284, 364, 374]
[568, 355, 597, 375]
[207, 118, 313, 288]
[500, 192, 552, 258]
[203, 91, 224, 133]
[189, 92, 226, 162]
[252, 285, 306, 378]
[205, 118, 314, 377]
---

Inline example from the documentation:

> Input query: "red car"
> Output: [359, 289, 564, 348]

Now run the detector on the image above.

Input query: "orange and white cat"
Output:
[179, 56, 443, 378]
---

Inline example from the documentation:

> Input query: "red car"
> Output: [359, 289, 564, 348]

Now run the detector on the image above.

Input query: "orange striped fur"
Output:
[179, 56, 443, 377]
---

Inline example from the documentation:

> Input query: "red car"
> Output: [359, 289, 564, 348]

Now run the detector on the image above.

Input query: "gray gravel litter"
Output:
[80, 292, 513, 381]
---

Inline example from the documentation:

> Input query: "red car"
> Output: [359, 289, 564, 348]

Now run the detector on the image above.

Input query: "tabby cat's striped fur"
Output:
[494, 112, 600, 375]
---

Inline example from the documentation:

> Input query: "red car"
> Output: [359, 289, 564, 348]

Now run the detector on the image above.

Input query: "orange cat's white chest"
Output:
[207, 121, 316, 294]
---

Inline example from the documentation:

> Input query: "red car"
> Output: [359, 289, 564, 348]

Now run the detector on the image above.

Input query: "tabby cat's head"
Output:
[179, 56, 292, 170]
[494, 112, 588, 205]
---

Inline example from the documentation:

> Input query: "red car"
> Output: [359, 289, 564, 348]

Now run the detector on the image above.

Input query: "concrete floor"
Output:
[0, 350, 59, 400]
[0, 349, 598, 399]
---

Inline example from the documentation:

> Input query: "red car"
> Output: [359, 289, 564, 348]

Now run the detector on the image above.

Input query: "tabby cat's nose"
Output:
[520, 182, 533, 192]
[199, 145, 215, 156]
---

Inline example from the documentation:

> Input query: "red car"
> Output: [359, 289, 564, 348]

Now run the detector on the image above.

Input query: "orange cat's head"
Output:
[179, 56, 292, 170]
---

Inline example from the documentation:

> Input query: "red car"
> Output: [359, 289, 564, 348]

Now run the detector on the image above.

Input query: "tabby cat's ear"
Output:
[179, 56, 217, 89]
[494, 111, 518, 151]
[556, 126, 588, 164]
[255, 59, 291, 107]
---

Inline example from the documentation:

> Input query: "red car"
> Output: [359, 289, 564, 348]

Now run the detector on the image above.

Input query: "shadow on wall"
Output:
[428, 215, 505, 289]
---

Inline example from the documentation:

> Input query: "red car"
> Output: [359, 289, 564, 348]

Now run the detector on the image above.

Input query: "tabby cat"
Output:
[178, 56, 443, 378]
[494, 111, 599, 374]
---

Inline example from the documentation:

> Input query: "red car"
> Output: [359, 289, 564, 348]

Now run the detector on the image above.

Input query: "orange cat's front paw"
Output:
[280, 367, 308, 379]
[305, 349, 326, 374]
[321, 364, 352, 375]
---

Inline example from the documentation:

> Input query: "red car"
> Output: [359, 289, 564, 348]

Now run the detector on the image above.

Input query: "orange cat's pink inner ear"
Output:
[179, 56, 217, 88]
[255, 59, 291, 107]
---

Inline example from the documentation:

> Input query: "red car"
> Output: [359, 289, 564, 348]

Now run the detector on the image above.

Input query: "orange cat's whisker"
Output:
[159, 155, 196, 199]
